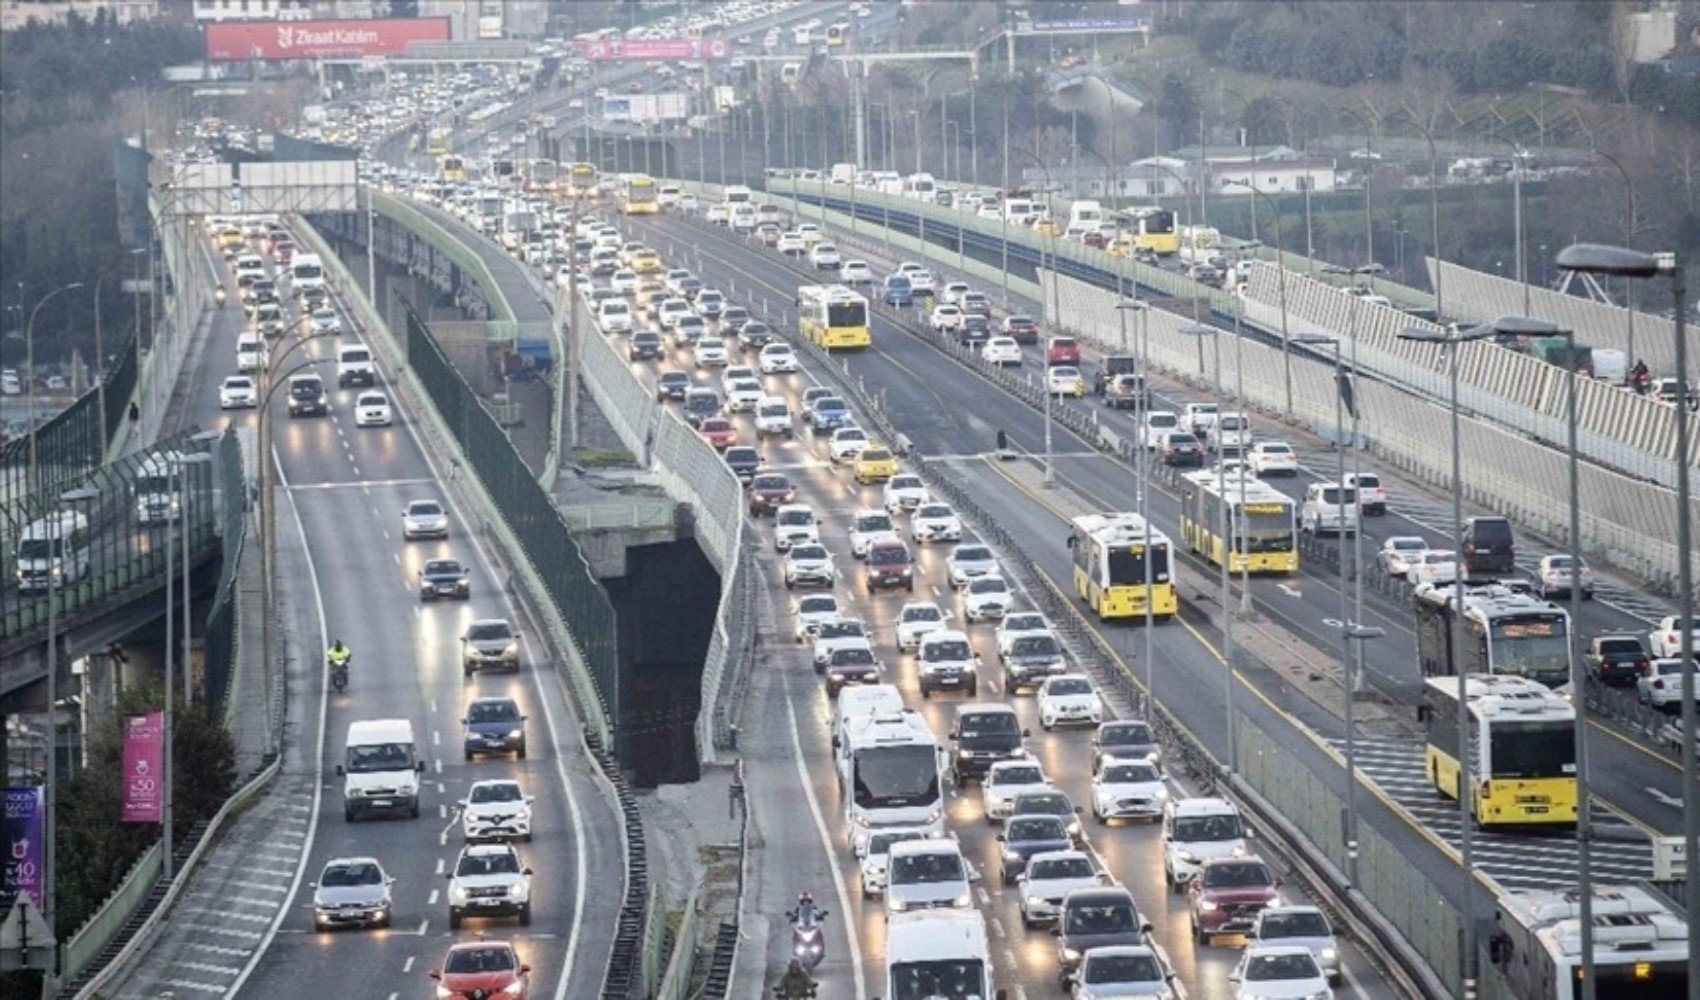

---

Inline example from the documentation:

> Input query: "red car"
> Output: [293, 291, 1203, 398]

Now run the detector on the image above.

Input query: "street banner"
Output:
[121, 711, 165, 825]
[2, 787, 45, 907]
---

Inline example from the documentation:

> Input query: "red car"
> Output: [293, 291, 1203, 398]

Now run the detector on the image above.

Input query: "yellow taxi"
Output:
[629, 249, 663, 274]
[1032, 217, 1063, 238]
[1106, 234, 1135, 258]
[853, 446, 899, 485]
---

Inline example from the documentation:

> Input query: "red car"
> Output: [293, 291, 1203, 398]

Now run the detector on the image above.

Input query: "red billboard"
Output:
[205, 17, 451, 62]
[575, 37, 730, 62]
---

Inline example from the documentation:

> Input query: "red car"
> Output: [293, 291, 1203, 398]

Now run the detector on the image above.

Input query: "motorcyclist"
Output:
[327, 639, 352, 670]
[774, 959, 817, 999]
[1632, 359, 1651, 394]
[790, 891, 820, 928]
[214, 285, 227, 306]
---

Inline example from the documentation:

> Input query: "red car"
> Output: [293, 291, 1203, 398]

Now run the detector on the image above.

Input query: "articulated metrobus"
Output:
[618, 174, 660, 214]
[796, 284, 870, 350]
[1413, 583, 1573, 688]
[1068, 513, 1178, 620]
[1422, 674, 1577, 827]
[566, 162, 599, 199]
[1179, 471, 1298, 574]
[1120, 207, 1180, 256]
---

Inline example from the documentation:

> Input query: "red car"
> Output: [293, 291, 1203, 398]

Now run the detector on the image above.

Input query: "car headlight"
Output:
[1154, 787, 1169, 800]
[924, 808, 942, 824]
[436, 985, 456, 999]
[1198, 900, 1217, 912]
[1061, 947, 1081, 962]
[507, 729, 524, 739]
[889, 898, 909, 912]
[1320, 947, 1338, 963]
[504, 642, 519, 658]
[1025, 895, 1045, 910]
[450, 883, 468, 902]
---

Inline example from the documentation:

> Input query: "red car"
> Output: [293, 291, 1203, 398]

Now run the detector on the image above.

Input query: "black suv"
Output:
[1460, 516, 1516, 578]
[287, 374, 328, 417]
[1587, 634, 1650, 688]
[958, 314, 992, 347]
[949, 706, 1027, 783]
[656, 370, 690, 401]
[629, 330, 664, 361]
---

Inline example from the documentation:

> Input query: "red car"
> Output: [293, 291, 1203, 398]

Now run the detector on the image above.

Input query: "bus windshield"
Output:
[1489, 721, 1574, 779]
[1239, 510, 1294, 553]
[1488, 618, 1570, 685]
[827, 302, 866, 327]
[853, 744, 939, 811]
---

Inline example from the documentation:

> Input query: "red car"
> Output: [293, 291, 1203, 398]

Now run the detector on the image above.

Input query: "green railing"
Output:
[0, 331, 138, 506]
[58, 841, 163, 985]
[202, 429, 247, 723]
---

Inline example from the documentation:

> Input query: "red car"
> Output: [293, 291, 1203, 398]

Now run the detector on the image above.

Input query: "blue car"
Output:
[808, 396, 852, 432]
[463, 697, 527, 761]
[882, 274, 913, 306]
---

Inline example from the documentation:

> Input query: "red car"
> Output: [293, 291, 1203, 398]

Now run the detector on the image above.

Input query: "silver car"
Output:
[1018, 849, 1100, 928]
[461, 618, 520, 673]
[312, 856, 394, 931]
[883, 839, 974, 917]
[402, 499, 449, 540]
[1248, 906, 1341, 984]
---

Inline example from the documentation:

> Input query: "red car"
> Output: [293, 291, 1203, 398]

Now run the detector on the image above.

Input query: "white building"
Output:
[1171, 145, 1338, 196]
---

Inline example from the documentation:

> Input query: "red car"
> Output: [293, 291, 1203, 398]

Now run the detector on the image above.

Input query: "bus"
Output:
[796, 284, 870, 350]
[567, 162, 598, 199]
[1068, 512, 1178, 621]
[1413, 583, 1573, 688]
[1490, 884, 1689, 998]
[1179, 470, 1298, 574]
[426, 127, 450, 157]
[439, 154, 466, 183]
[618, 174, 660, 215]
[526, 158, 559, 193]
[1421, 674, 1576, 827]
[1131, 207, 1180, 256]
[826, 22, 850, 47]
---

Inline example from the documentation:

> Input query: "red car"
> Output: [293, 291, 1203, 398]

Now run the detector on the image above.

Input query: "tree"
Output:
[1152, 73, 1200, 142]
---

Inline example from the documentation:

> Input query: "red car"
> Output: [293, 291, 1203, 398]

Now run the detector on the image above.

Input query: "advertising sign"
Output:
[575, 37, 729, 62]
[205, 17, 451, 62]
[2, 787, 44, 907]
[121, 711, 165, 825]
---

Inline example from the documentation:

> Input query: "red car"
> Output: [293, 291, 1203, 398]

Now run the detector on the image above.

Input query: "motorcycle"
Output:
[787, 902, 827, 971]
[214, 286, 227, 306]
[329, 654, 350, 693]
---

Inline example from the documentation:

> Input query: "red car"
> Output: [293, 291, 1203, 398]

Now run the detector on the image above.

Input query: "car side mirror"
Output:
[1022, 729, 1032, 738]
[525, 795, 535, 804]
[520, 964, 532, 975]
[387, 876, 396, 885]
[1050, 925, 1062, 937]
[948, 732, 959, 741]
[415, 761, 425, 772]
[524, 868, 534, 876]
[428, 970, 442, 981]
[308, 881, 318, 889]
[521, 715, 529, 722]
[1142, 920, 1154, 933]
[1074, 806, 1083, 814]
[460, 718, 469, 725]
[445, 871, 454, 880]
[995, 834, 1005, 843]
[1228, 974, 1242, 983]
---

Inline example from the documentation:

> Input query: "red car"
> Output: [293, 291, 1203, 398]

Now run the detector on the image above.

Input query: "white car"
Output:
[402, 499, 449, 540]
[1016, 849, 1100, 928]
[596, 300, 633, 334]
[828, 426, 870, 463]
[895, 601, 950, 650]
[1092, 758, 1167, 824]
[963, 575, 1012, 622]
[996, 613, 1051, 657]
[1143, 410, 1181, 449]
[725, 378, 764, 412]
[1650, 616, 1700, 659]
[354, 391, 393, 427]
[849, 509, 898, 558]
[796, 224, 822, 245]
[774, 503, 820, 552]
[1046, 365, 1085, 397]
[1406, 549, 1458, 588]
[219, 375, 257, 409]
[839, 260, 874, 284]
[897, 262, 935, 293]
[776, 231, 806, 254]
[930, 304, 964, 332]
[693, 337, 729, 366]
[1535, 553, 1596, 600]
[1376, 536, 1429, 577]
[1230, 945, 1332, 1000]
[309, 307, 341, 333]
[808, 242, 842, 269]
[948, 544, 998, 587]
[1037, 674, 1102, 730]
[910, 502, 962, 543]
[755, 395, 793, 436]
[982, 760, 1051, 822]
[982, 337, 1022, 366]
[1637, 659, 1698, 710]
[856, 827, 934, 899]
[446, 843, 531, 929]
[610, 269, 639, 294]
[791, 592, 840, 643]
[460, 779, 534, 842]
[655, 297, 693, 328]
[1247, 441, 1298, 477]
[940, 281, 971, 306]
[1249, 907, 1341, 985]
[1072, 947, 1174, 1000]
[812, 617, 870, 668]
[758, 343, 798, 373]
[883, 474, 928, 514]
[784, 543, 836, 589]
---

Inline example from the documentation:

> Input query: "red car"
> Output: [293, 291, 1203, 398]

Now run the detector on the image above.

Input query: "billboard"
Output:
[2, 787, 44, 908]
[205, 17, 451, 61]
[575, 37, 730, 61]
[601, 93, 690, 125]
[121, 712, 166, 825]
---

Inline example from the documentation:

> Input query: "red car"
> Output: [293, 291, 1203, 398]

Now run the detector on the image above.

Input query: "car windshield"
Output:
[753, 475, 788, 490]
[968, 578, 1007, 595]
[456, 850, 520, 876]
[1014, 792, 1069, 815]
[1262, 911, 1330, 939]
[444, 946, 517, 975]
[469, 783, 523, 804]
[1100, 722, 1154, 748]
[1030, 856, 1094, 880]
[869, 832, 927, 858]
[955, 546, 991, 564]
[922, 639, 971, 661]
[467, 623, 512, 641]
[1084, 952, 1161, 984]
[1174, 814, 1243, 842]
[903, 606, 942, 623]
[959, 712, 1019, 742]
[818, 621, 863, 640]
[1245, 953, 1320, 981]
[1010, 636, 1058, 658]
[917, 505, 953, 520]
[1047, 678, 1092, 697]
[798, 596, 835, 614]
[1203, 862, 1273, 889]
[891, 476, 922, 490]
[890, 851, 965, 884]
[855, 513, 893, 532]
[1008, 817, 1066, 842]
[321, 862, 383, 886]
[888, 959, 985, 1000]
[792, 545, 827, 561]
[425, 561, 463, 575]
[726, 448, 758, 462]
[870, 546, 907, 566]
[994, 765, 1044, 787]
[345, 741, 413, 773]
[1390, 538, 1425, 552]
[1065, 902, 1136, 934]
[409, 502, 443, 517]
[836, 429, 867, 443]
[832, 647, 875, 666]
[1102, 762, 1160, 784]
[468, 701, 519, 724]
[817, 399, 847, 413]
[780, 510, 816, 527]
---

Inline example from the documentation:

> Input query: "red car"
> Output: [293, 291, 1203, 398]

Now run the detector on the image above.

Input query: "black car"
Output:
[1002, 634, 1067, 692]
[958, 314, 992, 347]
[287, 374, 329, 418]
[1460, 515, 1517, 578]
[949, 706, 1027, 783]
[1587, 634, 1651, 687]
[629, 330, 664, 361]
[823, 646, 884, 697]
[724, 445, 762, 483]
[419, 558, 471, 601]
[740, 322, 774, 350]
[998, 815, 1072, 884]
[1055, 888, 1151, 986]
[1009, 790, 1083, 842]
[656, 370, 690, 401]
[462, 697, 526, 760]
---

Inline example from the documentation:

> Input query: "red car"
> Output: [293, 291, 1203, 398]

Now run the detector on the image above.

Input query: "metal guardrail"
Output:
[58, 841, 163, 986]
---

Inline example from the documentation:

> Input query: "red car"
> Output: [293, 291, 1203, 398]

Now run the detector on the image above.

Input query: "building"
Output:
[1, 0, 163, 30]
[1169, 145, 1338, 196]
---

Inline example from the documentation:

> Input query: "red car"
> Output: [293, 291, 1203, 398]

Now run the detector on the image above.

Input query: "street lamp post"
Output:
[1118, 298, 1155, 713]
[1591, 151, 1638, 366]
[1182, 324, 1236, 773]
[1224, 179, 1293, 416]
[1323, 263, 1385, 681]
[1553, 242, 1693, 989]
[1494, 136, 1533, 314]
[25, 283, 86, 497]
[177, 444, 218, 704]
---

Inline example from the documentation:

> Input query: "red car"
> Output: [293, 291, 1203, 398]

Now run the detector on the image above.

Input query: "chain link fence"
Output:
[0, 333, 138, 506]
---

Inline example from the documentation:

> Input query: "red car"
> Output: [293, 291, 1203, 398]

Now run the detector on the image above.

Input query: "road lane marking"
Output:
[786, 695, 867, 1000]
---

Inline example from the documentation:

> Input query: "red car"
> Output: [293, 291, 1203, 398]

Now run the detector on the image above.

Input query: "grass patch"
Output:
[576, 448, 637, 468]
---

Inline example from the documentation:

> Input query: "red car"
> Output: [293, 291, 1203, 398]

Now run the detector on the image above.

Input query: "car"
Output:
[813, 617, 870, 668]
[959, 291, 991, 317]
[1046, 336, 1082, 366]
[849, 509, 897, 559]
[1143, 410, 1181, 449]
[656, 370, 691, 401]
[1344, 471, 1387, 515]
[1247, 441, 1298, 476]
[693, 335, 728, 366]
[1249, 906, 1341, 984]
[866, 537, 915, 593]
[354, 391, 392, 427]
[940, 281, 971, 306]
[802, 386, 835, 410]
[982, 760, 1051, 823]
[883, 839, 975, 917]
[776, 231, 806, 254]
[1093, 758, 1167, 824]
[1093, 719, 1161, 772]
[958, 314, 992, 347]
[808, 396, 854, 433]
[1010, 788, 1083, 841]
[808, 242, 842, 269]
[402, 499, 449, 540]
[828, 426, 871, 463]
[655, 297, 693, 329]
[1230, 945, 1331, 999]
[429, 940, 530, 1000]
[629, 330, 664, 360]
[1535, 553, 1595, 599]
[1405, 549, 1458, 588]
[1588, 633, 1651, 687]
[982, 336, 1023, 366]
[695, 289, 726, 319]
[897, 262, 935, 293]
[1047, 365, 1085, 397]
[596, 299, 634, 334]
[997, 814, 1073, 884]
[1069, 946, 1174, 1000]
[963, 575, 1013, 622]
[286, 373, 329, 417]
[678, 275, 704, 300]
[1650, 616, 1700, 659]
[995, 612, 1051, 656]
[219, 375, 257, 409]
[461, 696, 526, 760]
[784, 543, 836, 589]
[910, 502, 962, 543]
[461, 619, 520, 674]
[308, 307, 341, 334]
[697, 417, 738, 451]
[856, 827, 934, 899]
[1056, 887, 1152, 986]
[1161, 432, 1205, 466]
[774, 503, 820, 552]
[947, 544, 998, 587]
[853, 445, 899, 484]
[1038, 673, 1101, 729]
[929, 303, 964, 332]
[823, 642, 884, 696]
[1637, 658, 1699, 711]
[460, 779, 533, 842]
[610, 269, 639, 294]
[725, 377, 764, 413]
[915, 629, 980, 697]
[882, 473, 928, 513]
[792, 593, 840, 644]
[1376, 536, 1429, 577]
[720, 306, 751, 334]
[1102, 374, 1145, 410]
[312, 856, 394, 930]
[723, 445, 762, 482]
[1189, 856, 1281, 944]
[895, 602, 950, 650]
[446, 842, 532, 928]
[756, 222, 784, 247]
[1017, 849, 1100, 928]
[839, 260, 874, 284]
[748, 473, 796, 515]
[419, 558, 471, 601]
[881, 273, 914, 306]
[1002, 314, 1039, 344]
[1001, 632, 1067, 692]
[758, 342, 797, 373]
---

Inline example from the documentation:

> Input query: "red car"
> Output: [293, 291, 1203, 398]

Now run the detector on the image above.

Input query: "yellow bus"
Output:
[1179, 470, 1298, 574]
[426, 128, 450, 157]
[1068, 513, 1178, 621]
[1130, 207, 1180, 256]
[618, 174, 659, 215]
[439, 154, 466, 183]
[796, 284, 870, 350]
[1422, 674, 1577, 828]
[567, 162, 598, 199]
[826, 22, 850, 47]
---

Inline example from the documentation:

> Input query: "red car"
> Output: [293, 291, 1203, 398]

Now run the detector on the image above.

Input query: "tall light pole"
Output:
[1223, 178, 1293, 415]
[1182, 324, 1235, 773]
[1554, 242, 1693, 989]
[1399, 321, 1494, 1000]
[1118, 298, 1155, 714]
[178, 445, 218, 704]
[1018, 149, 1064, 487]
[1591, 150, 1638, 366]
[25, 283, 86, 497]
[1493, 134, 1533, 314]
[1323, 263, 1384, 674]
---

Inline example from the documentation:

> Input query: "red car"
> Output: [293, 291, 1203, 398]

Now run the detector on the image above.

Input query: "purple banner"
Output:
[2, 786, 45, 908]
[121, 711, 165, 825]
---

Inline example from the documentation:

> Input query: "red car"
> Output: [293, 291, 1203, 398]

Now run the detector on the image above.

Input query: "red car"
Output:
[429, 941, 530, 1000]
[865, 537, 914, 593]
[747, 473, 796, 516]
[1046, 336, 1081, 366]
[1187, 856, 1281, 944]
[698, 417, 738, 451]
[1002, 314, 1039, 345]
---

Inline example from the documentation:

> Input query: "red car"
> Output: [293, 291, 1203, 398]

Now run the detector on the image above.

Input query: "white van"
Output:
[1301, 480, 1359, 536]
[15, 510, 92, 594]
[755, 396, 793, 437]
[236, 334, 265, 374]
[1208, 412, 1251, 452]
[729, 203, 757, 234]
[337, 343, 377, 387]
[233, 253, 267, 286]
[885, 910, 993, 1000]
[134, 451, 186, 525]
[832, 683, 905, 751]
[337, 718, 422, 821]
[290, 253, 326, 296]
